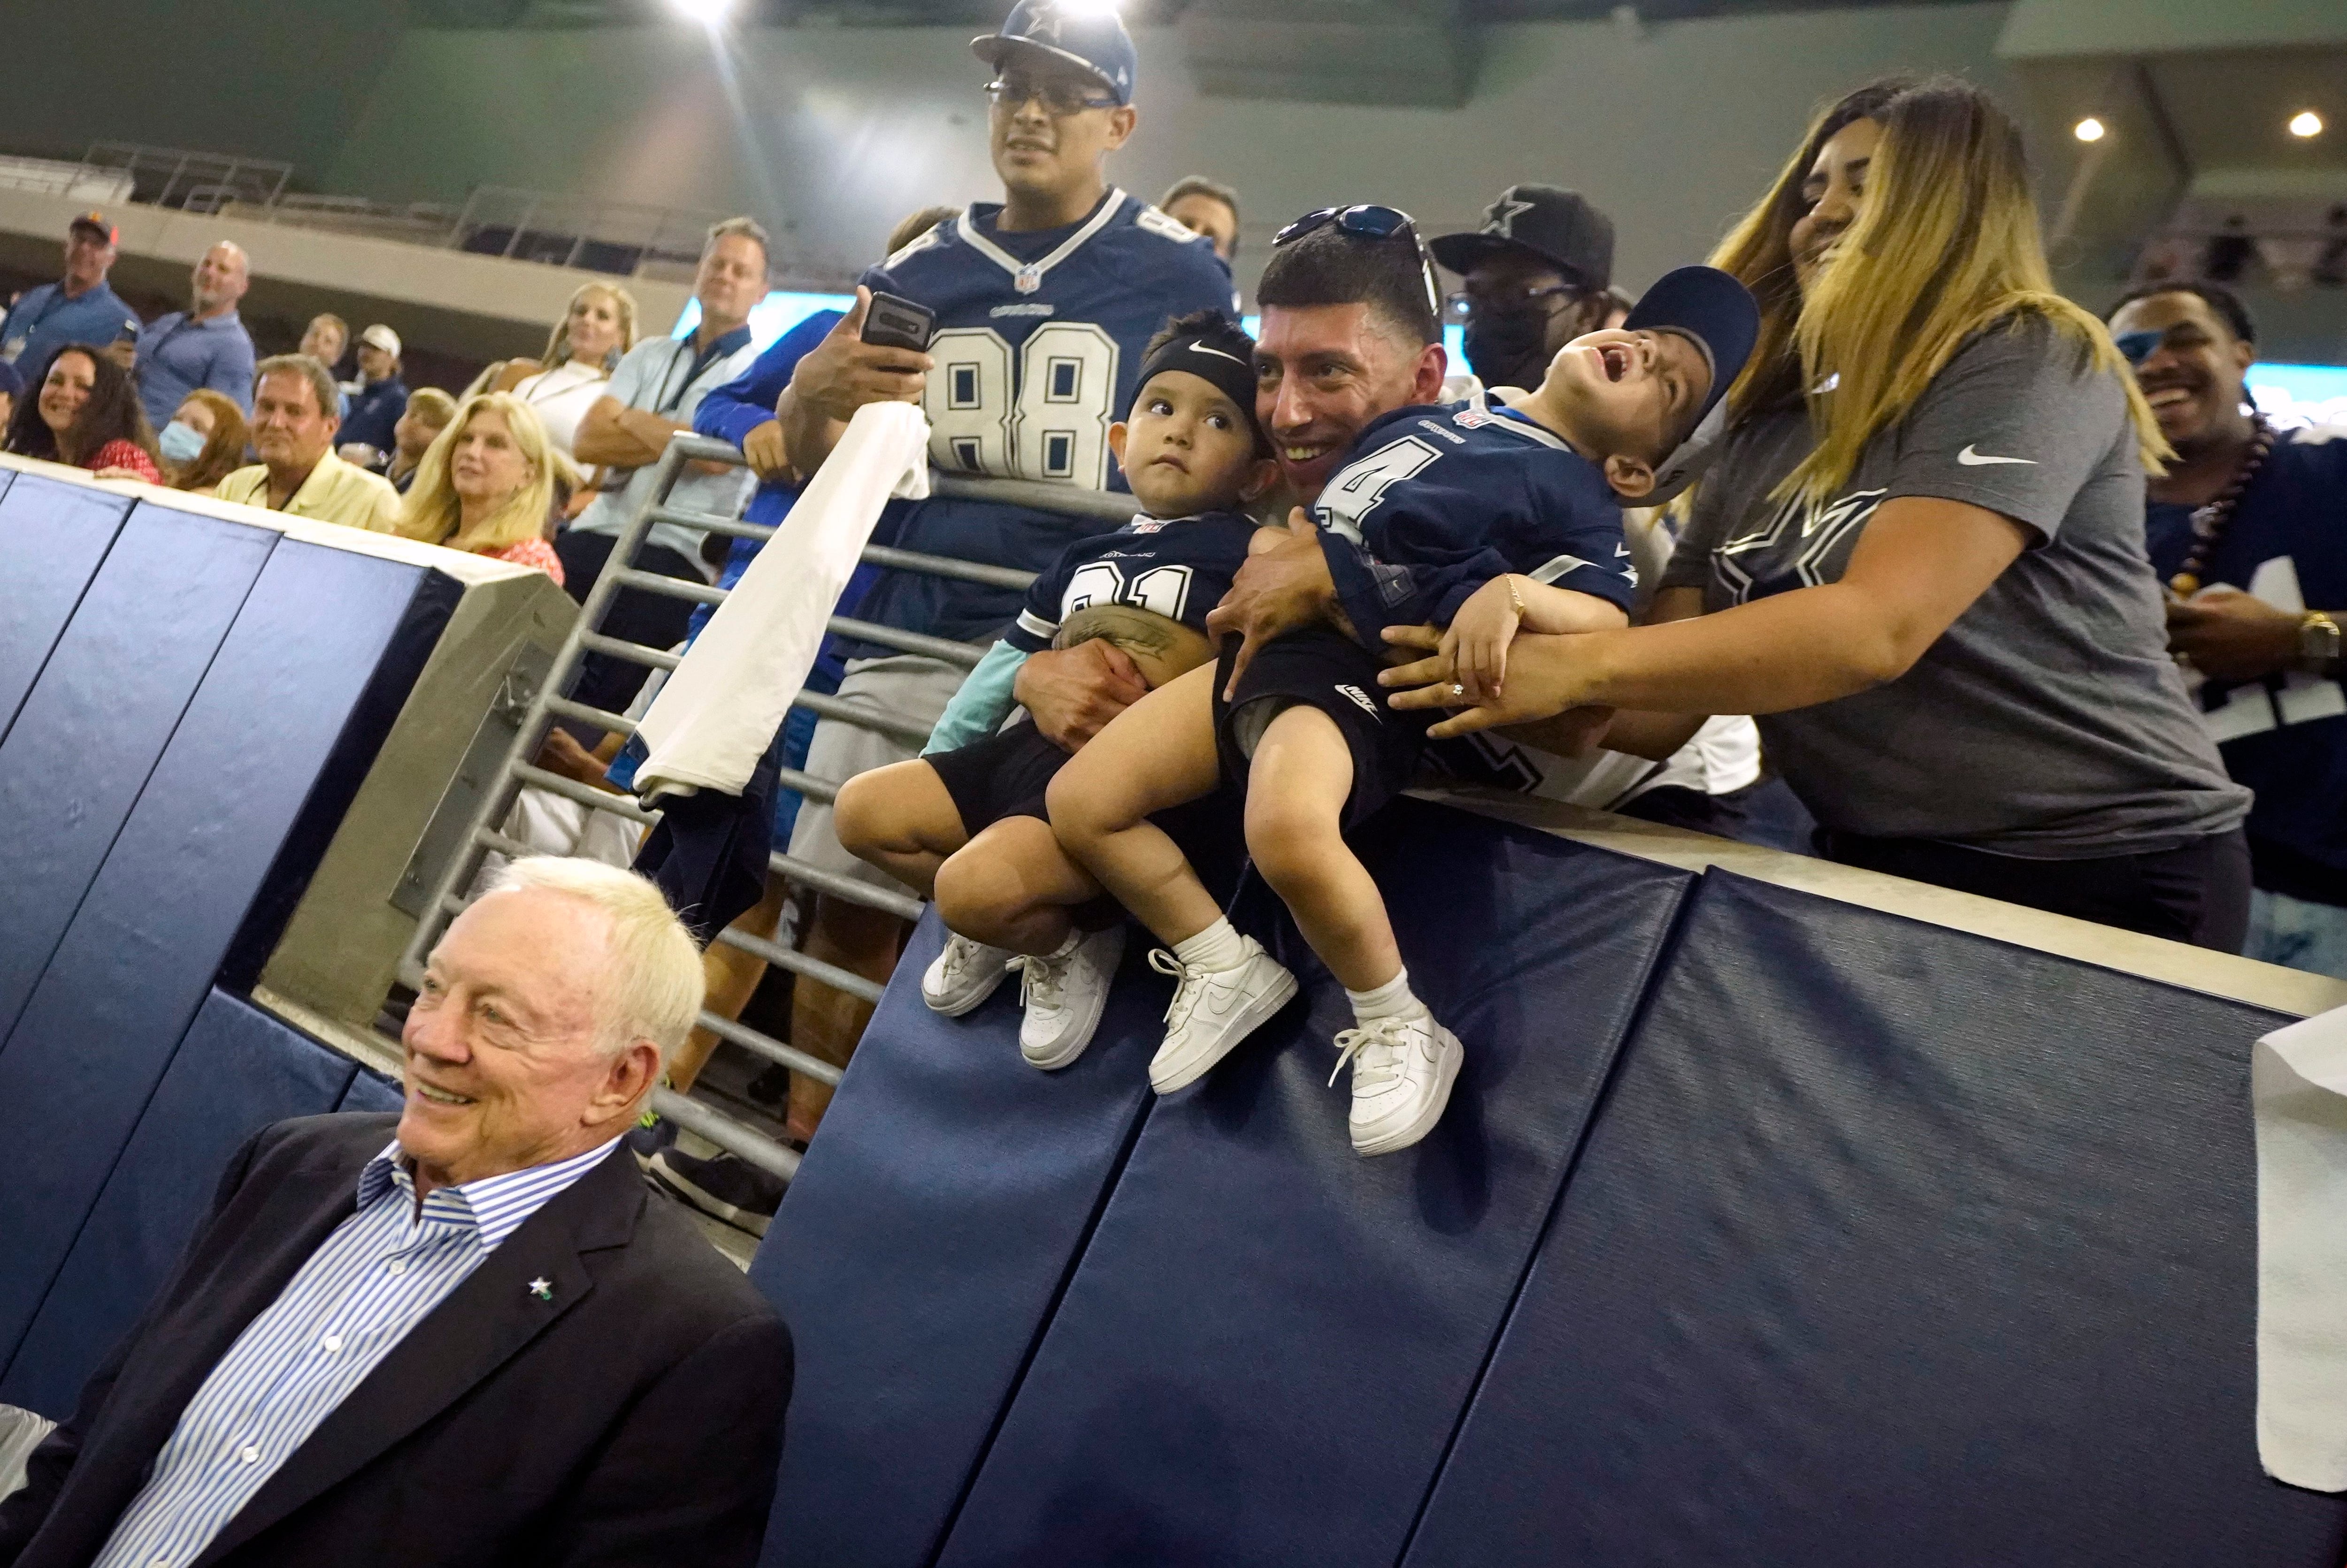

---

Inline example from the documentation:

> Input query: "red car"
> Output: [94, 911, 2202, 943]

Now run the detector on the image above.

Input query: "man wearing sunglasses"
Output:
[664, 0, 1233, 1231]
[1429, 184, 1617, 396]
[2107, 282, 2347, 979]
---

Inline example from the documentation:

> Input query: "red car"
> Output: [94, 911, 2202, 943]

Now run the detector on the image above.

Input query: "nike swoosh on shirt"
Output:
[1956, 445, 2037, 466]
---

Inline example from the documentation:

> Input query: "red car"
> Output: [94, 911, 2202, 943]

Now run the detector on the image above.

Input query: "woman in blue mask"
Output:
[157, 387, 249, 497]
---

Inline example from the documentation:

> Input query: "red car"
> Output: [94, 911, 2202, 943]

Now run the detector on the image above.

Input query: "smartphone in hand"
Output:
[860, 291, 936, 353]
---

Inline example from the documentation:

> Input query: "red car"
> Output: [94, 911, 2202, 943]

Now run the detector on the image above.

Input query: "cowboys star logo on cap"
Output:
[1019, 4, 1066, 42]
[1481, 194, 1535, 239]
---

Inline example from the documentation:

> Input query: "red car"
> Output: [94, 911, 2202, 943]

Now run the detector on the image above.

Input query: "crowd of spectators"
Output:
[7, 7, 2347, 1560]
[0, 0, 2337, 1231]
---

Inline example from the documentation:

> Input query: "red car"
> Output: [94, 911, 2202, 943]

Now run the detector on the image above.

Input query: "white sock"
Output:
[1346, 969, 1422, 1025]
[1173, 917, 1248, 973]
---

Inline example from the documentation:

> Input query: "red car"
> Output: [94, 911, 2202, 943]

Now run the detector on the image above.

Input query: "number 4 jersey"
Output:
[1311, 389, 1640, 650]
[847, 188, 1236, 657]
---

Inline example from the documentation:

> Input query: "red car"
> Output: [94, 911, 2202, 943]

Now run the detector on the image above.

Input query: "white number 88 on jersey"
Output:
[926, 322, 1120, 489]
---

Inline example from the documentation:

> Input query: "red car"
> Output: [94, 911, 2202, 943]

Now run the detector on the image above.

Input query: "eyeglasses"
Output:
[1271, 205, 1443, 320]
[1444, 281, 1584, 324]
[986, 72, 1120, 117]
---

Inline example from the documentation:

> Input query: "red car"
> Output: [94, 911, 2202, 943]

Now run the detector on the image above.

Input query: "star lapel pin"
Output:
[528, 1277, 554, 1302]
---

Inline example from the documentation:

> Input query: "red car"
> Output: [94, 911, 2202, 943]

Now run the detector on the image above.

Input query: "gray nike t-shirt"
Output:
[1662, 317, 2249, 856]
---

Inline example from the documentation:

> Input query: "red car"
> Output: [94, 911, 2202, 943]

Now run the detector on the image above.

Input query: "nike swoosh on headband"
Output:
[1187, 343, 1247, 365]
[1956, 444, 2037, 466]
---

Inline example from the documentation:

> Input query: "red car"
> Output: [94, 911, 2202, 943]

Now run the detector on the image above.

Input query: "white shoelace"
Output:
[936, 935, 985, 986]
[1012, 941, 1080, 1011]
[1148, 948, 1211, 1032]
[1329, 1016, 1413, 1089]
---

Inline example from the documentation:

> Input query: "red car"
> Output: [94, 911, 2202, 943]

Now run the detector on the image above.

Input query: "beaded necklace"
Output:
[2168, 413, 2276, 597]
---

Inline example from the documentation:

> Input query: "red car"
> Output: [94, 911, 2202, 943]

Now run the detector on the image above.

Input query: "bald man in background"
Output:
[134, 240, 257, 426]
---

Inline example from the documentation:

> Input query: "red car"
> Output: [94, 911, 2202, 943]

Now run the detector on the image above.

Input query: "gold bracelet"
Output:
[1507, 574, 1526, 616]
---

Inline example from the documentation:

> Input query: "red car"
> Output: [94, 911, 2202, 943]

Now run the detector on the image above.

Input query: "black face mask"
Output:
[1463, 306, 1556, 392]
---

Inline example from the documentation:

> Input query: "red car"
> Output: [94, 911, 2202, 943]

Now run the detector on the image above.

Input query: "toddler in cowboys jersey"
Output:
[833, 311, 1276, 1068]
[1052, 265, 1759, 1157]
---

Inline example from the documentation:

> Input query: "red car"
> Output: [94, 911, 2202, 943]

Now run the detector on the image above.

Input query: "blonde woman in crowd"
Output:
[155, 387, 249, 496]
[472, 282, 638, 461]
[1385, 75, 2253, 949]
[396, 390, 571, 584]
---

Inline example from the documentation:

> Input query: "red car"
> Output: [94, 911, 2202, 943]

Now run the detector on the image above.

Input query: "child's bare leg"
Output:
[934, 815, 1105, 956]
[833, 760, 967, 898]
[1046, 664, 1225, 948]
[1241, 706, 1402, 993]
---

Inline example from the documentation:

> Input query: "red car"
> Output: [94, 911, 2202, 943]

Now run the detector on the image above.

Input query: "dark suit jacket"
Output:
[0, 1113, 791, 1568]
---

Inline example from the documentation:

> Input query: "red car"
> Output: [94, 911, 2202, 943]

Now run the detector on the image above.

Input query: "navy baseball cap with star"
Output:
[1619, 264, 1760, 505]
[972, 0, 1138, 107]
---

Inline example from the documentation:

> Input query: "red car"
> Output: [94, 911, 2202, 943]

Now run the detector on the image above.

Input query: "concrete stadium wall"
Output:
[325, 3, 2018, 296]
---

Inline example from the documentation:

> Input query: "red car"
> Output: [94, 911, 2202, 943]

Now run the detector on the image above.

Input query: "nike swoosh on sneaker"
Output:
[1956, 444, 2037, 466]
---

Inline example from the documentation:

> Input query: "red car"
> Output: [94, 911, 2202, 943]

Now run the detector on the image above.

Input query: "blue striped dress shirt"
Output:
[91, 1135, 621, 1568]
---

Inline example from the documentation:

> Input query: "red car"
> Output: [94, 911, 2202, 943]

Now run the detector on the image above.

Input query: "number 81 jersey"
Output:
[866, 189, 1236, 491]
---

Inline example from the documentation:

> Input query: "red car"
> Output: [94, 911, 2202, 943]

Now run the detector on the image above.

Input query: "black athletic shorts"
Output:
[1211, 627, 1434, 830]
[923, 719, 1250, 896]
[926, 721, 1066, 834]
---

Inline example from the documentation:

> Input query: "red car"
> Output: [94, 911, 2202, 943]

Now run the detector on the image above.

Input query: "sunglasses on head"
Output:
[1272, 205, 1443, 320]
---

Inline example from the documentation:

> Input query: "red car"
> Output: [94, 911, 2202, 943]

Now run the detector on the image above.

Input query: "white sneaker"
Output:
[922, 932, 1011, 1016]
[1145, 938, 1297, 1094]
[1014, 925, 1126, 1070]
[1330, 1011, 1463, 1156]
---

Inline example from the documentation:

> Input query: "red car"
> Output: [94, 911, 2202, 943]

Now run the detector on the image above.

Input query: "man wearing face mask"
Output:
[1430, 185, 1616, 394]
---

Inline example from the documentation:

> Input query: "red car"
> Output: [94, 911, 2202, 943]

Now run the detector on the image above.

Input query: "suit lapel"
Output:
[191, 1147, 643, 1565]
[90, 1134, 378, 1481]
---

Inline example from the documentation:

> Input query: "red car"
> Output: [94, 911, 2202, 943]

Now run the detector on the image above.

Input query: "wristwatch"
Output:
[2298, 611, 2341, 676]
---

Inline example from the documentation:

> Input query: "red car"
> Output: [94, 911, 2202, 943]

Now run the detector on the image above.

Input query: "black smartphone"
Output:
[861, 291, 936, 352]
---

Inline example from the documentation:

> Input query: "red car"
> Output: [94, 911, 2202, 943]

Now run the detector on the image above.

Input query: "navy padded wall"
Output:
[751, 913, 1170, 1568]
[0, 532, 452, 1363]
[936, 804, 1690, 1568]
[1, 990, 358, 1415]
[0, 470, 124, 738]
[0, 504, 273, 1042]
[339, 1067, 407, 1113]
[1403, 871, 2347, 1567]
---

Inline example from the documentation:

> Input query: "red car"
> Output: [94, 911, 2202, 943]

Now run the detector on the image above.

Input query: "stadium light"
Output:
[2072, 116, 2105, 144]
[668, 0, 736, 25]
[2288, 110, 2324, 139]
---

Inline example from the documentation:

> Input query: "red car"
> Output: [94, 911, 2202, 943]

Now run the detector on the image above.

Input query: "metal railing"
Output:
[45, 140, 857, 288]
[397, 433, 1128, 1187]
[81, 142, 292, 214]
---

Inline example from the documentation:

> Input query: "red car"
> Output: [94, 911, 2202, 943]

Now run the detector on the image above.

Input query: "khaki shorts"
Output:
[785, 652, 977, 895]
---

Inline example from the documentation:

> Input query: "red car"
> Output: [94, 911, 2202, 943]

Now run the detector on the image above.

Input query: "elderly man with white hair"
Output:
[0, 859, 792, 1568]
[133, 239, 257, 428]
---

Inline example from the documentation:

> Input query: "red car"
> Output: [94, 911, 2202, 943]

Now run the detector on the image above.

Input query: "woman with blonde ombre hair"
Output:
[398, 391, 570, 585]
[1384, 75, 2255, 948]
[469, 281, 639, 464]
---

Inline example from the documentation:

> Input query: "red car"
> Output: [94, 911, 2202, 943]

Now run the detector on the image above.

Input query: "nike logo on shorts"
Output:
[1956, 444, 2037, 466]
[1336, 683, 1382, 719]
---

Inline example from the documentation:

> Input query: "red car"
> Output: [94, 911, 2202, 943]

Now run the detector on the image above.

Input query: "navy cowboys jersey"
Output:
[2148, 423, 2347, 896]
[1311, 389, 1637, 650]
[846, 188, 1234, 656]
[1006, 511, 1262, 653]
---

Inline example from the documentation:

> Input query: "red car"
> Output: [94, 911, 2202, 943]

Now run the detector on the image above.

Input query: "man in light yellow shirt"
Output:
[215, 353, 402, 534]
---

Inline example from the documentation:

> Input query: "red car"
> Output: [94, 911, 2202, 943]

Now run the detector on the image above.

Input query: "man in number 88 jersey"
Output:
[646, 0, 1235, 1230]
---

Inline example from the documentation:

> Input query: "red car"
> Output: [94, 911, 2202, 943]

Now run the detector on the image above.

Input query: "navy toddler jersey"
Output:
[2147, 423, 2347, 897]
[847, 188, 1234, 656]
[1006, 511, 1262, 652]
[1311, 389, 1637, 650]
